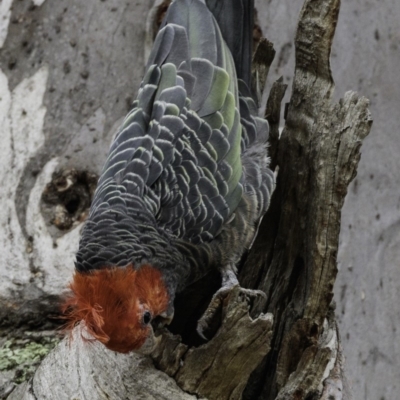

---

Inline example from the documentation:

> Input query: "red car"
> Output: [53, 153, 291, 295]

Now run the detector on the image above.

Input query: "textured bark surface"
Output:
[0, 0, 376, 399]
[9, 326, 200, 400]
[157, 288, 273, 400]
[9, 288, 273, 400]
[255, 0, 400, 397]
[240, 1, 372, 398]
[0, 0, 153, 329]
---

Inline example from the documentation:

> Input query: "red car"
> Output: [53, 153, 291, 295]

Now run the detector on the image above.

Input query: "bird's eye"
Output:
[142, 311, 152, 325]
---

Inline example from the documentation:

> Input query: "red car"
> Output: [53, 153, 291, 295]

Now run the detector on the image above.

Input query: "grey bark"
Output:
[10, 326, 201, 400]
[0, 0, 374, 399]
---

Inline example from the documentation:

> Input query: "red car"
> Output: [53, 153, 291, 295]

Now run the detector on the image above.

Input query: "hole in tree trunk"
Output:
[65, 198, 80, 215]
[41, 169, 98, 232]
[168, 270, 222, 347]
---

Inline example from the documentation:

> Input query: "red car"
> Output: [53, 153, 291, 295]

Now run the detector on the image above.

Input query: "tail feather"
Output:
[205, 0, 254, 88]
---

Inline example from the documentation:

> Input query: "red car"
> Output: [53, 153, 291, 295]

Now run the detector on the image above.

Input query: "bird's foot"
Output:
[197, 284, 266, 340]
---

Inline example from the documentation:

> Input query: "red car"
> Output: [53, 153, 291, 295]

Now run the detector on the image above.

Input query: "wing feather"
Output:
[86, 0, 273, 247]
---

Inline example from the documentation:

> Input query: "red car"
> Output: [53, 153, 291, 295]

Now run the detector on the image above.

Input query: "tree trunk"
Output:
[0, 0, 372, 399]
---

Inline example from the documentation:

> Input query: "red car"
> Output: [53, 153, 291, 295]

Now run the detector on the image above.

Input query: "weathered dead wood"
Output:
[319, 320, 353, 400]
[265, 77, 288, 164]
[251, 37, 276, 103]
[9, 288, 273, 400]
[240, 0, 372, 399]
[9, 326, 201, 400]
[163, 288, 273, 400]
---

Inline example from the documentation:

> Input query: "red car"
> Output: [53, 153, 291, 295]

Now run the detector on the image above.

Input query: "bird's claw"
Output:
[237, 288, 267, 300]
[196, 285, 266, 340]
[196, 290, 225, 340]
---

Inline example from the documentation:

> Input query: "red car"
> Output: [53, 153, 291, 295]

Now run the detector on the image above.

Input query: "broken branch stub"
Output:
[154, 286, 274, 400]
[251, 37, 277, 103]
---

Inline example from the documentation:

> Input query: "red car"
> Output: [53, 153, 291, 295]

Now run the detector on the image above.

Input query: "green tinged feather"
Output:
[155, 64, 178, 101]
[199, 67, 229, 116]
[220, 91, 235, 131]
[203, 112, 223, 130]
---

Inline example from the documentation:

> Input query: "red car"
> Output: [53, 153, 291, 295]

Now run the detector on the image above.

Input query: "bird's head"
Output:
[62, 265, 171, 354]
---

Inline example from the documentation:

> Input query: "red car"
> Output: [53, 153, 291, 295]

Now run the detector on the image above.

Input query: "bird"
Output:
[63, 0, 275, 354]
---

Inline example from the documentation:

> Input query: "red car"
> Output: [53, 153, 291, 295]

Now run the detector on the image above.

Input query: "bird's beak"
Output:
[137, 310, 174, 355]
[159, 310, 174, 326]
[151, 309, 174, 332]
[136, 325, 161, 355]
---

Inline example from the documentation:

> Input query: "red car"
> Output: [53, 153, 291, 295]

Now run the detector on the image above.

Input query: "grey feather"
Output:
[190, 59, 214, 112]
[146, 24, 175, 67]
[158, 86, 187, 112]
